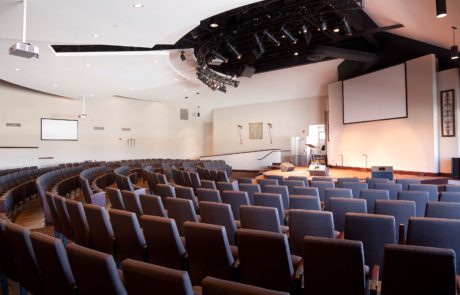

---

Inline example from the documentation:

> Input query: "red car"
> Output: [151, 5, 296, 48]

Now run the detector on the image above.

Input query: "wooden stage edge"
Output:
[259, 166, 451, 185]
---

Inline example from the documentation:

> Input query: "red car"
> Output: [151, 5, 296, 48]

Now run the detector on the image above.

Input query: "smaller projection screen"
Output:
[41, 118, 78, 141]
[342, 63, 407, 124]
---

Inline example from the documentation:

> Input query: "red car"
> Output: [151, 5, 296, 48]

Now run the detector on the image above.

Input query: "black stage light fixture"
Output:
[227, 41, 242, 59]
[255, 33, 265, 53]
[320, 19, 327, 31]
[180, 49, 186, 61]
[213, 51, 228, 63]
[342, 17, 352, 36]
[264, 30, 280, 46]
[301, 25, 313, 45]
[451, 26, 459, 60]
[436, 0, 447, 18]
[281, 25, 298, 44]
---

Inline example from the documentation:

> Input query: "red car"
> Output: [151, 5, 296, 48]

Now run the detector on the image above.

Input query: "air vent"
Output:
[94, 126, 104, 130]
[122, 128, 131, 132]
[5, 123, 21, 127]
[180, 109, 189, 120]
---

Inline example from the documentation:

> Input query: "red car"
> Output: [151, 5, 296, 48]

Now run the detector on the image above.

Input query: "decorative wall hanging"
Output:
[249, 122, 263, 139]
[440, 89, 456, 137]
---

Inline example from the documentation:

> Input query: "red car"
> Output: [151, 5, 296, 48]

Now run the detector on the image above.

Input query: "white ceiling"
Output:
[0, 0, 458, 107]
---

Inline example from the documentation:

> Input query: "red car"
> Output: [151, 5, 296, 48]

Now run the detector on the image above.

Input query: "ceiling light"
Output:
[133, 3, 144, 8]
[301, 25, 313, 45]
[210, 23, 219, 28]
[89, 94, 94, 97]
[227, 41, 242, 59]
[129, 87, 135, 90]
[342, 17, 353, 36]
[320, 19, 328, 31]
[436, 0, 447, 18]
[154, 60, 158, 63]
[180, 49, 186, 62]
[281, 25, 298, 44]
[85, 64, 91, 68]
[92, 34, 100, 38]
[14, 68, 20, 71]
[333, 27, 340, 33]
[451, 26, 459, 60]
[253, 33, 265, 58]
[174, 78, 178, 81]
[53, 84, 58, 87]
[293, 51, 299, 56]
[264, 30, 280, 46]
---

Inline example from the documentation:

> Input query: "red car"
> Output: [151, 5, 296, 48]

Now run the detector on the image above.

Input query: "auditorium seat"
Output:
[237, 177, 253, 184]
[30, 232, 76, 295]
[109, 209, 147, 262]
[201, 276, 289, 295]
[65, 199, 91, 247]
[258, 179, 279, 191]
[288, 210, 336, 256]
[216, 181, 239, 194]
[67, 243, 127, 295]
[263, 185, 290, 209]
[408, 184, 438, 201]
[217, 171, 230, 182]
[374, 200, 416, 243]
[396, 179, 421, 190]
[199, 201, 238, 245]
[289, 195, 321, 211]
[286, 176, 309, 186]
[83, 204, 115, 255]
[310, 181, 335, 202]
[237, 228, 302, 293]
[375, 183, 402, 200]
[425, 202, 460, 220]
[328, 197, 367, 232]
[239, 205, 285, 234]
[184, 222, 236, 285]
[381, 244, 457, 295]
[342, 182, 368, 198]
[140, 215, 186, 270]
[345, 213, 396, 275]
[53, 195, 75, 241]
[337, 177, 360, 188]
[398, 190, 429, 217]
[5, 223, 41, 295]
[359, 189, 390, 213]
[439, 192, 460, 203]
[254, 193, 286, 225]
[324, 188, 352, 210]
[445, 185, 460, 193]
[221, 190, 250, 220]
[122, 259, 200, 295]
[284, 180, 305, 195]
[165, 197, 200, 236]
[265, 175, 285, 186]
[292, 186, 319, 197]
[366, 178, 390, 189]
[45, 191, 63, 238]
[156, 184, 176, 203]
[303, 236, 366, 295]
[121, 190, 143, 218]
[0, 220, 18, 292]
[197, 188, 222, 203]
[238, 183, 261, 205]
[311, 177, 333, 182]
[106, 188, 125, 210]
[407, 217, 460, 270]
[140, 193, 168, 217]
[175, 186, 198, 210]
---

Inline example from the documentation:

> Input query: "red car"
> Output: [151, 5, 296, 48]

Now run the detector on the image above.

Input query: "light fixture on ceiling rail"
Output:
[436, 0, 447, 18]
[180, 49, 186, 61]
[319, 19, 328, 31]
[301, 25, 313, 45]
[227, 41, 242, 59]
[264, 30, 280, 46]
[451, 26, 458, 60]
[9, 0, 39, 58]
[208, 51, 228, 66]
[254, 33, 265, 54]
[281, 25, 298, 44]
[342, 17, 353, 36]
[78, 96, 89, 119]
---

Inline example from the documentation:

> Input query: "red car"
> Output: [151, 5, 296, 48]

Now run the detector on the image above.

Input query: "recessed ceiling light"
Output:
[210, 23, 219, 28]
[129, 87, 135, 90]
[174, 78, 178, 81]
[14, 68, 20, 71]
[184, 89, 188, 92]
[89, 94, 94, 97]
[154, 60, 158, 63]
[85, 64, 91, 68]
[92, 34, 100, 38]
[53, 84, 59, 87]
[293, 52, 299, 56]
[165, 96, 169, 99]
[333, 27, 340, 33]
[133, 3, 144, 8]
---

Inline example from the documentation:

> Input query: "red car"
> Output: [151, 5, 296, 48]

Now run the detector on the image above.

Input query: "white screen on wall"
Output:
[41, 118, 78, 141]
[343, 63, 407, 124]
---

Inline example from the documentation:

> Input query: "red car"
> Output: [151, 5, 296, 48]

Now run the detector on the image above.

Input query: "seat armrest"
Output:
[369, 265, 380, 295]
[294, 260, 304, 280]
[338, 231, 345, 240]
[90, 191, 107, 207]
[133, 188, 146, 196]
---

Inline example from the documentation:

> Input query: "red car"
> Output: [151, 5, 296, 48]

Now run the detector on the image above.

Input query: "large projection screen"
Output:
[41, 118, 78, 141]
[343, 63, 407, 124]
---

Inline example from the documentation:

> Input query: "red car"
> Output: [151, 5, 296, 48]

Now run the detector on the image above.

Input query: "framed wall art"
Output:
[440, 89, 456, 137]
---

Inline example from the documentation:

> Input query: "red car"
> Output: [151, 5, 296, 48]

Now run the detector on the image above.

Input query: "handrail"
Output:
[257, 149, 290, 161]
[201, 149, 282, 158]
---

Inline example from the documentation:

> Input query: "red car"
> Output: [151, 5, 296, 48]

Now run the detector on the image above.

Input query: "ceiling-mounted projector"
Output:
[9, 43, 39, 58]
[9, 0, 39, 58]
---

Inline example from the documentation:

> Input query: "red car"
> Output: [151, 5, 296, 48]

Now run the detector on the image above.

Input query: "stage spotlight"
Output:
[320, 19, 327, 31]
[180, 50, 186, 62]
[264, 30, 280, 46]
[301, 25, 313, 45]
[281, 25, 298, 44]
[342, 17, 352, 36]
[255, 33, 265, 54]
[212, 51, 228, 63]
[227, 41, 242, 59]
[436, 0, 447, 18]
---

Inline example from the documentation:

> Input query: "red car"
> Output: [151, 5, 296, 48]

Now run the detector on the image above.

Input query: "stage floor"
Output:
[262, 167, 449, 183]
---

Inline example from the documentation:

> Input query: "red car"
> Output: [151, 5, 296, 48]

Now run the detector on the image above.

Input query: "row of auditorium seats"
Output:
[0, 166, 37, 177]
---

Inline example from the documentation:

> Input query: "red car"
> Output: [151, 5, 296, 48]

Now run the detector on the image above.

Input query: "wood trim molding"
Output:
[331, 165, 448, 177]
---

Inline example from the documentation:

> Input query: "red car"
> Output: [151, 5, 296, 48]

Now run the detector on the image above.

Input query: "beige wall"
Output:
[212, 97, 326, 155]
[328, 54, 439, 173]
[437, 68, 460, 174]
[0, 81, 206, 168]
